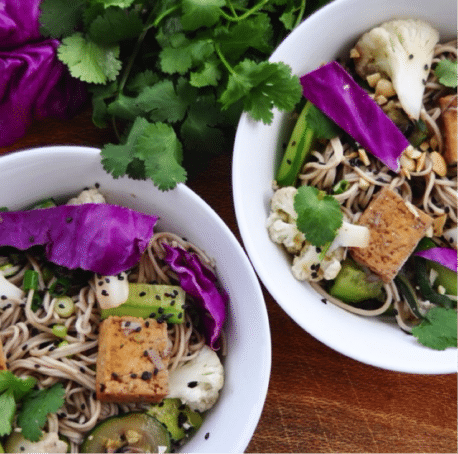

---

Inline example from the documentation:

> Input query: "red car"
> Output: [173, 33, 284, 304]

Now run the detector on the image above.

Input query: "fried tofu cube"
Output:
[96, 316, 170, 403]
[0, 343, 7, 370]
[350, 187, 433, 282]
[439, 95, 457, 165]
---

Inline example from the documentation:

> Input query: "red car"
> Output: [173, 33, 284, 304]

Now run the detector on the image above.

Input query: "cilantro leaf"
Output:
[214, 14, 273, 59]
[181, 0, 225, 31]
[17, 383, 66, 442]
[306, 104, 343, 140]
[411, 307, 457, 350]
[0, 371, 37, 401]
[220, 60, 302, 124]
[58, 33, 122, 84]
[135, 122, 187, 191]
[0, 390, 16, 437]
[159, 34, 215, 75]
[39, 0, 85, 38]
[89, 7, 144, 45]
[101, 117, 150, 177]
[107, 80, 189, 123]
[294, 185, 343, 247]
[190, 59, 222, 87]
[434, 59, 457, 88]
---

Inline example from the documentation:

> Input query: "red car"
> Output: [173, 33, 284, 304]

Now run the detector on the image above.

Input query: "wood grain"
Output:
[1, 108, 457, 453]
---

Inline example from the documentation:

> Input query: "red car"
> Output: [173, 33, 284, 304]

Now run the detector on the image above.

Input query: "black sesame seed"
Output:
[170, 300, 176, 306]
[315, 247, 322, 253]
[49, 346, 56, 351]
[139, 291, 146, 297]
[101, 290, 108, 296]
[111, 372, 118, 380]
[153, 367, 159, 375]
[3, 303, 11, 309]
[409, 54, 414, 59]
[311, 272, 318, 279]
[286, 159, 292, 165]
[95, 182, 100, 188]
[29, 236, 35, 243]
[58, 303, 65, 308]
[149, 312, 156, 318]
[134, 326, 142, 332]
[100, 384, 106, 392]
[177, 412, 188, 428]
[187, 381, 198, 388]
[141, 371, 152, 380]
[125, 321, 131, 327]
[66, 216, 73, 223]
[144, 350, 149, 357]
[117, 274, 125, 280]
[130, 373, 137, 378]
[105, 278, 110, 283]
[424, 64, 429, 70]
[1, 295, 6, 300]
[157, 307, 164, 314]
[81, 403, 86, 410]
[422, 79, 426, 85]
[173, 290, 179, 296]
[98, 281, 104, 286]
[158, 401, 164, 407]
[80, 367, 85, 373]
[22, 344, 28, 350]
[145, 321, 150, 328]
[178, 403, 186, 411]
[34, 364, 40, 369]
[205, 432, 210, 440]
[177, 313, 183, 319]
[291, 140, 296, 146]
[155, 295, 161, 300]
[321, 298, 327, 304]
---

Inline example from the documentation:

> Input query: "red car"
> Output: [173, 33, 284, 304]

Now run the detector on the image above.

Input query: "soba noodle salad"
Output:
[267, 19, 457, 349]
[0, 188, 227, 453]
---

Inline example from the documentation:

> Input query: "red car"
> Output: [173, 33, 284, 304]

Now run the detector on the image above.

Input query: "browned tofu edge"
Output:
[350, 187, 433, 282]
[439, 95, 457, 165]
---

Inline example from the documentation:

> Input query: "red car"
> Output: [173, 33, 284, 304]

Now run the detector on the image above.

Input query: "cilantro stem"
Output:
[293, 0, 307, 29]
[214, 43, 236, 75]
[220, 0, 270, 21]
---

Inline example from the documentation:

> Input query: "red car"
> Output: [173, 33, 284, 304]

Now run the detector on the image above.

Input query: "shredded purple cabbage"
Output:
[163, 244, 227, 350]
[0, 0, 87, 147]
[415, 247, 458, 273]
[0, 204, 157, 275]
[300, 61, 410, 172]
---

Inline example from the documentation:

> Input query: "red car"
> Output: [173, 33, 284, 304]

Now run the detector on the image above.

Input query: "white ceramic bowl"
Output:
[233, 0, 457, 374]
[0, 146, 271, 452]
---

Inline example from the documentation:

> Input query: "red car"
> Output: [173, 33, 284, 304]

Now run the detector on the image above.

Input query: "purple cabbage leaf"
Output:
[0, 0, 87, 147]
[415, 247, 458, 273]
[300, 61, 410, 172]
[0, 204, 157, 276]
[163, 243, 228, 350]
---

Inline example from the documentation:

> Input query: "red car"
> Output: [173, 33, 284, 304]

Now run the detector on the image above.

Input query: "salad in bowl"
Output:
[233, 0, 457, 373]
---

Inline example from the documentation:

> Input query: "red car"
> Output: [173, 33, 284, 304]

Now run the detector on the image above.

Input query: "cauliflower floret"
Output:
[267, 213, 305, 254]
[292, 242, 345, 282]
[94, 272, 129, 310]
[167, 345, 224, 413]
[0, 273, 24, 301]
[267, 186, 306, 253]
[67, 187, 106, 205]
[270, 186, 298, 221]
[352, 19, 439, 120]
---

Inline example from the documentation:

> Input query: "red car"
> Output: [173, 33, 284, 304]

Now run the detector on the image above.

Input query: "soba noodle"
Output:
[0, 224, 214, 451]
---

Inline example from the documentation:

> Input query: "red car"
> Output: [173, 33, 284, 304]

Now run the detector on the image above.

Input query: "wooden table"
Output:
[1, 109, 457, 453]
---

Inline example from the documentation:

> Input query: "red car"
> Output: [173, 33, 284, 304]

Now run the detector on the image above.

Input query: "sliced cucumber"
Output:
[147, 398, 203, 442]
[80, 412, 170, 453]
[4, 432, 68, 453]
[100, 283, 186, 323]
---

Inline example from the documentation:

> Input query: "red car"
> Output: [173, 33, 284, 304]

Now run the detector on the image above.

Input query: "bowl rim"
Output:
[232, 0, 457, 374]
[0, 145, 272, 452]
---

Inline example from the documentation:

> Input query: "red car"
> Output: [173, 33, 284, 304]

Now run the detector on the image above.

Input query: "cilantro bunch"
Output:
[39, 0, 329, 190]
[0, 371, 65, 442]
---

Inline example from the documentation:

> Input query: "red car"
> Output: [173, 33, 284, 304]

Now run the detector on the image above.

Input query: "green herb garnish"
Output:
[294, 185, 343, 247]
[411, 307, 457, 351]
[39, 0, 329, 190]
[434, 59, 457, 88]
